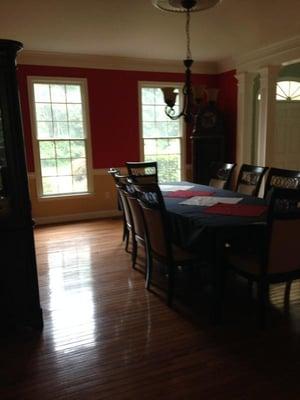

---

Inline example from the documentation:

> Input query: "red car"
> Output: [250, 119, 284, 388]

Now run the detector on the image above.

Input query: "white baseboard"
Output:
[34, 209, 122, 225]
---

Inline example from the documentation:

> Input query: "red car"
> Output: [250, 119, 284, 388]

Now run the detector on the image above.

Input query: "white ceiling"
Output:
[1, 0, 300, 65]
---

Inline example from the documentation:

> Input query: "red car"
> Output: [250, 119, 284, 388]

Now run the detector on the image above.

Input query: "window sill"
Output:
[38, 192, 94, 201]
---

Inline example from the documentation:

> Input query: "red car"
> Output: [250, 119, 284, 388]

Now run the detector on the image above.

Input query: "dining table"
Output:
[160, 181, 268, 322]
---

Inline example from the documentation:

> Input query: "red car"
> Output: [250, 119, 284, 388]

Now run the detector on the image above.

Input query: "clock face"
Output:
[201, 111, 217, 129]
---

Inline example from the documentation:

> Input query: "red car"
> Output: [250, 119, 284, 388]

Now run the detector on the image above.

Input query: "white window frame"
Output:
[276, 78, 300, 102]
[27, 76, 93, 199]
[138, 81, 186, 181]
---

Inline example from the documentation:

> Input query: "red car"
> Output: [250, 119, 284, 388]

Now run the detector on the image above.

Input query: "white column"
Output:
[257, 65, 281, 166]
[235, 72, 256, 167]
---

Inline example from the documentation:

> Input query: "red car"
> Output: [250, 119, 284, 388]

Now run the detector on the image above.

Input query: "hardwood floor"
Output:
[1, 218, 300, 399]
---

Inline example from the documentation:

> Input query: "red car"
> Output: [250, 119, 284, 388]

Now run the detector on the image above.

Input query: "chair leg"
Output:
[247, 279, 254, 298]
[257, 280, 269, 328]
[220, 265, 228, 302]
[122, 216, 126, 242]
[145, 246, 152, 290]
[125, 229, 130, 253]
[187, 264, 194, 292]
[284, 281, 292, 311]
[132, 237, 137, 269]
[167, 265, 175, 307]
[212, 264, 227, 324]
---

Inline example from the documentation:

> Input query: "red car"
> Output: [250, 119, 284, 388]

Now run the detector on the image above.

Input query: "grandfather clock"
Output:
[191, 90, 225, 184]
[0, 39, 43, 331]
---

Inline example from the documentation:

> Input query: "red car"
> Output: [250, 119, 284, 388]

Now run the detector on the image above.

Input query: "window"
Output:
[276, 80, 300, 101]
[257, 80, 300, 102]
[139, 84, 184, 182]
[29, 78, 91, 197]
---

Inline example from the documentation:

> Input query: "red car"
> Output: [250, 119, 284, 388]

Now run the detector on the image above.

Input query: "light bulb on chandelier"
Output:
[152, 0, 221, 124]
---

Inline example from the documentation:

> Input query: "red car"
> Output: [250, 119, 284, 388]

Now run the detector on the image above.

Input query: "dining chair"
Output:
[235, 164, 269, 197]
[114, 173, 134, 253]
[126, 161, 158, 183]
[226, 187, 300, 327]
[133, 182, 204, 306]
[108, 168, 127, 239]
[264, 167, 300, 198]
[108, 167, 121, 206]
[209, 162, 236, 190]
[122, 184, 147, 272]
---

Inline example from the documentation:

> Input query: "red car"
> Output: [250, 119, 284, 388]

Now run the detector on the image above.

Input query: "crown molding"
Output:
[18, 50, 218, 74]
[235, 36, 300, 73]
[216, 36, 300, 74]
[15, 36, 300, 75]
[216, 57, 236, 74]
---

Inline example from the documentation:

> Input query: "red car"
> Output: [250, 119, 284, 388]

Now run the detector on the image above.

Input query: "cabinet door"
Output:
[0, 39, 43, 330]
[192, 136, 224, 184]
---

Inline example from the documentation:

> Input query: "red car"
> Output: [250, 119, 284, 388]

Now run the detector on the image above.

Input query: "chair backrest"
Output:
[126, 161, 158, 183]
[209, 162, 236, 190]
[124, 187, 145, 241]
[235, 164, 268, 197]
[264, 167, 300, 198]
[266, 188, 300, 274]
[107, 167, 121, 182]
[133, 183, 173, 262]
[114, 174, 133, 230]
[108, 167, 122, 210]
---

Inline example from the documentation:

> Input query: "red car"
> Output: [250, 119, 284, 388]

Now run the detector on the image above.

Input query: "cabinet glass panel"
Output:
[0, 107, 7, 194]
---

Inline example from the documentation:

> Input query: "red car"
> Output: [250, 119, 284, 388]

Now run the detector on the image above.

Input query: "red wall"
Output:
[17, 65, 236, 172]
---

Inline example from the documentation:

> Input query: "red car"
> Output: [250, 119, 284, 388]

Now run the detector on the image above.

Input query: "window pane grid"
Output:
[276, 81, 300, 101]
[290, 84, 300, 98]
[141, 86, 182, 183]
[34, 81, 89, 196]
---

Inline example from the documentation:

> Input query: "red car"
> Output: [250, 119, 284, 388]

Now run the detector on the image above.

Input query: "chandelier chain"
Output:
[185, 9, 192, 60]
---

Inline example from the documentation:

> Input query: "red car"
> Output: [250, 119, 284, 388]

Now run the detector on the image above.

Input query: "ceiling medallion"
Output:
[152, 0, 221, 13]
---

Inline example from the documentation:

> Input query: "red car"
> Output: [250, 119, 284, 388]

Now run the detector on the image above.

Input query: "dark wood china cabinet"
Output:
[191, 100, 225, 184]
[0, 39, 43, 331]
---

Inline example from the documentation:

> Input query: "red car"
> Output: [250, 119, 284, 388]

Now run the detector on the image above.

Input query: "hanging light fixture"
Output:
[152, 0, 221, 123]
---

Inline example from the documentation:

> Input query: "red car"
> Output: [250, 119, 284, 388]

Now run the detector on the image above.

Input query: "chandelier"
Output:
[152, 0, 221, 123]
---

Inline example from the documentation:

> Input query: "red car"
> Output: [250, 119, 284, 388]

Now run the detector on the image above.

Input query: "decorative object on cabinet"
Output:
[0, 39, 43, 331]
[193, 89, 224, 136]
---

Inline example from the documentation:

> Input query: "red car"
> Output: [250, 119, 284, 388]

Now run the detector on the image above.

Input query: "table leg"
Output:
[211, 229, 226, 323]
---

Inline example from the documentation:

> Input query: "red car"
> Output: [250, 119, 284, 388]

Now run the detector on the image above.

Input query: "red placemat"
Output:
[165, 190, 214, 198]
[204, 203, 268, 217]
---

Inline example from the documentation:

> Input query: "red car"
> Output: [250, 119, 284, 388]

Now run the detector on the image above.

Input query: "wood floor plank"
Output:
[1, 218, 300, 399]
